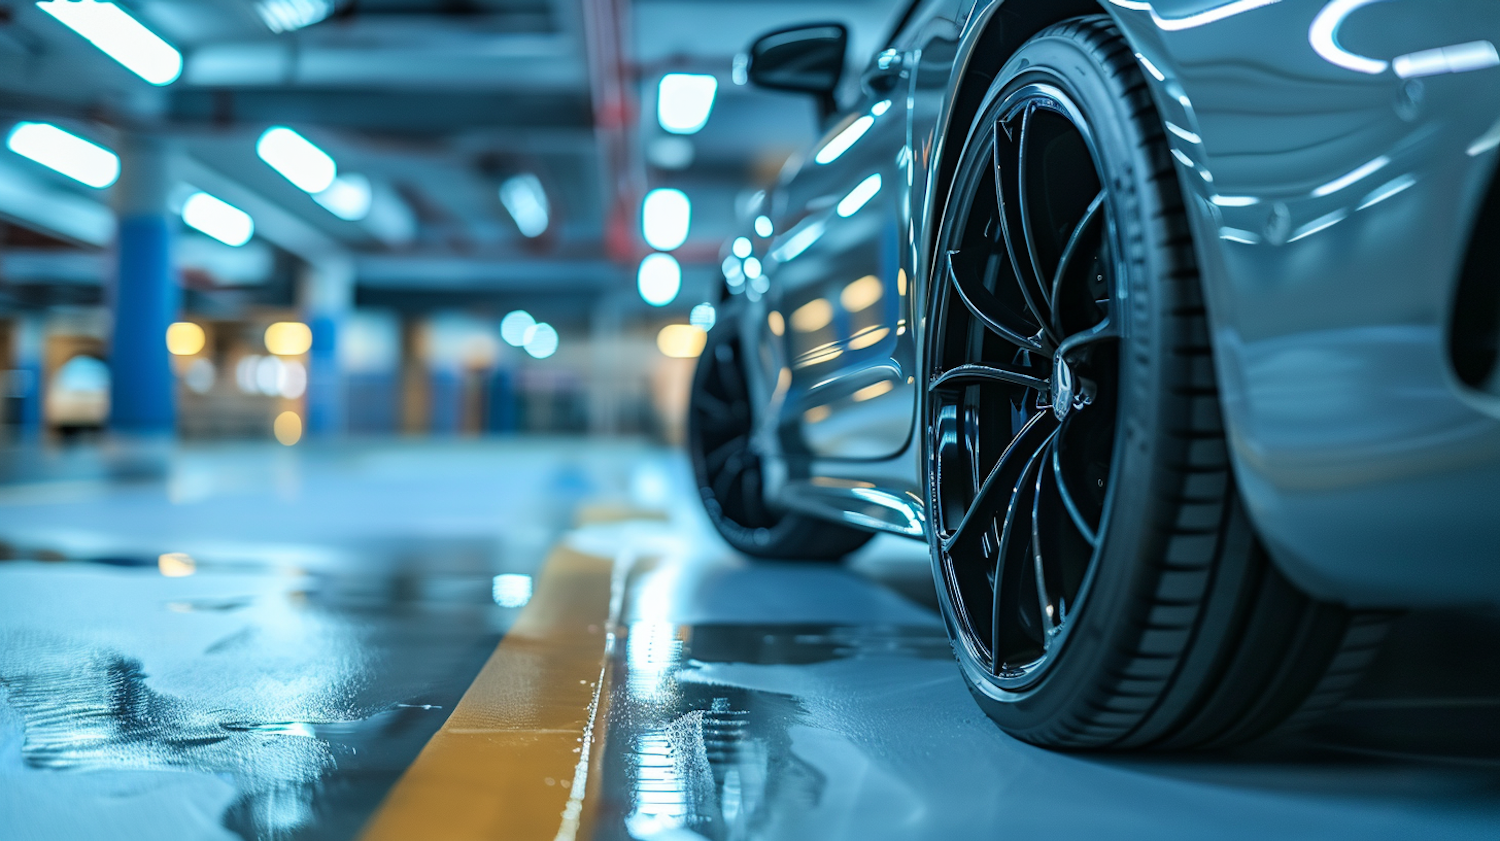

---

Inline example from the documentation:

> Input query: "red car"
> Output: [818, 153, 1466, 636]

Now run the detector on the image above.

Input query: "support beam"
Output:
[11, 313, 44, 439]
[108, 135, 177, 435]
[301, 256, 355, 437]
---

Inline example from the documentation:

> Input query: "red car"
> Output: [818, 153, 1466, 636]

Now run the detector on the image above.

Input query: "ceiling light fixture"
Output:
[255, 0, 333, 34]
[638, 253, 682, 307]
[5, 122, 119, 188]
[642, 188, 691, 251]
[257, 127, 337, 194]
[501, 311, 535, 347]
[499, 174, 550, 238]
[314, 173, 373, 221]
[657, 73, 718, 135]
[837, 174, 882, 218]
[36, 1, 182, 86]
[816, 116, 874, 165]
[182, 192, 254, 247]
[524, 323, 559, 359]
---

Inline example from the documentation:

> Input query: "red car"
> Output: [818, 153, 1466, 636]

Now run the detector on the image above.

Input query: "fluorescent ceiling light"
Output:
[255, 0, 332, 33]
[524, 323, 558, 359]
[500, 174, 550, 238]
[6, 122, 119, 188]
[1358, 174, 1417, 210]
[770, 219, 825, 263]
[1152, 0, 1281, 31]
[182, 192, 254, 247]
[492, 573, 533, 608]
[1135, 52, 1166, 81]
[657, 74, 718, 135]
[647, 136, 695, 170]
[1308, 0, 1387, 74]
[501, 311, 536, 347]
[1394, 41, 1500, 79]
[837, 174, 882, 217]
[638, 253, 682, 307]
[36, 1, 182, 86]
[1312, 156, 1389, 197]
[690, 302, 716, 331]
[257, 127, 336, 194]
[314, 173, 372, 221]
[642, 188, 691, 251]
[816, 116, 874, 165]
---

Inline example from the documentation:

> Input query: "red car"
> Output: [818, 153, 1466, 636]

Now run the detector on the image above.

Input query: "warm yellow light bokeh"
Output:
[849, 326, 890, 350]
[852, 380, 894, 402]
[265, 321, 313, 356]
[158, 552, 196, 577]
[274, 410, 303, 445]
[791, 298, 833, 332]
[767, 311, 785, 337]
[657, 324, 707, 358]
[166, 322, 206, 356]
[840, 275, 883, 312]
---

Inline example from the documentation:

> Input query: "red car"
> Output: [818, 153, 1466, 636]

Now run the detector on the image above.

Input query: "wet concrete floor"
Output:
[1, 439, 1498, 840]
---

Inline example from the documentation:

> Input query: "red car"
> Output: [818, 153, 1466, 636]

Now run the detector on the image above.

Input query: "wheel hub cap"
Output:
[1051, 354, 1075, 421]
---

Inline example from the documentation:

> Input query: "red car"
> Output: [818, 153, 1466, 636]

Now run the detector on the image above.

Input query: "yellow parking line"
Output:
[359, 544, 617, 841]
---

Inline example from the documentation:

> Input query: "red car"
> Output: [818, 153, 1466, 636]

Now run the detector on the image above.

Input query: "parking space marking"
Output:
[359, 544, 618, 841]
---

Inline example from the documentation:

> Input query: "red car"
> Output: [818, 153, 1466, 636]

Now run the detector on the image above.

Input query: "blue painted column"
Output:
[302, 258, 353, 437]
[108, 136, 177, 435]
[13, 314, 43, 439]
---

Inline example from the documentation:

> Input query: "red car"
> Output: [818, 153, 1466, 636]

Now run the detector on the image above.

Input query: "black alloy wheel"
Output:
[922, 17, 1388, 750]
[929, 75, 1118, 690]
[689, 308, 872, 560]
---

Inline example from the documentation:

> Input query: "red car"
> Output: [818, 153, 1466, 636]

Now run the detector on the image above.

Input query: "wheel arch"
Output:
[922, 0, 1107, 294]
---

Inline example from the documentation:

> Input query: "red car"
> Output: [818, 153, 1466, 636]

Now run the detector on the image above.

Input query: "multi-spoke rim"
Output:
[691, 329, 778, 532]
[927, 83, 1124, 689]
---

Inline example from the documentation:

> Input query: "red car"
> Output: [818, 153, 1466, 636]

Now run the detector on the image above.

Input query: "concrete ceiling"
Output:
[0, 0, 907, 309]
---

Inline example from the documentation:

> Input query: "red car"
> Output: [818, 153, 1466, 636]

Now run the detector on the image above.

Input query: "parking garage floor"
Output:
[1, 439, 1499, 841]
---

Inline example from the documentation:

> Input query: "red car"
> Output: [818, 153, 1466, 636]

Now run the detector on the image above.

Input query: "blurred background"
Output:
[0, 0, 903, 449]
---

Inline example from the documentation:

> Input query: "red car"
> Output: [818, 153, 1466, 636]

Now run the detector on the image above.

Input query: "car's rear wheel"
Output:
[922, 16, 1388, 749]
[689, 309, 873, 560]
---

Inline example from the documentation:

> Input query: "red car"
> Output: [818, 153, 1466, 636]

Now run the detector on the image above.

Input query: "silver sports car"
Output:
[687, 0, 1500, 749]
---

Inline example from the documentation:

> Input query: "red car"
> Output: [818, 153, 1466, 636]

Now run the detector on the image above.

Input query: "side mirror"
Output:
[746, 23, 848, 117]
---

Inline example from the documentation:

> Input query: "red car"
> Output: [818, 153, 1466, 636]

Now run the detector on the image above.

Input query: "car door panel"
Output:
[764, 0, 962, 464]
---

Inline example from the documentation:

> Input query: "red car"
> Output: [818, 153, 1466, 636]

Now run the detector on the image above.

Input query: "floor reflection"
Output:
[592, 530, 1500, 841]
[3, 441, 1500, 841]
[0, 439, 660, 841]
[1, 636, 346, 836]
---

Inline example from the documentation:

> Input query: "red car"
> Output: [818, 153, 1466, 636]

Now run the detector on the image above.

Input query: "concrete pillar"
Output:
[301, 256, 354, 436]
[108, 136, 177, 435]
[589, 293, 625, 435]
[12, 313, 44, 438]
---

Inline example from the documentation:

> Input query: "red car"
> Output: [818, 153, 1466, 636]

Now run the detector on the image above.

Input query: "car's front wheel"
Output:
[921, 16, 1387, 749]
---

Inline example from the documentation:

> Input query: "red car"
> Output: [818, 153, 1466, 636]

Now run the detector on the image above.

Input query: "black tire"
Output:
[689, 308, 874, 560]
[921, 16, 1387, 749]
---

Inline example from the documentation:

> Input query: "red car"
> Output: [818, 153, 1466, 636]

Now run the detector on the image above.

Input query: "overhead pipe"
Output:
[580, 0, 645, 263]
